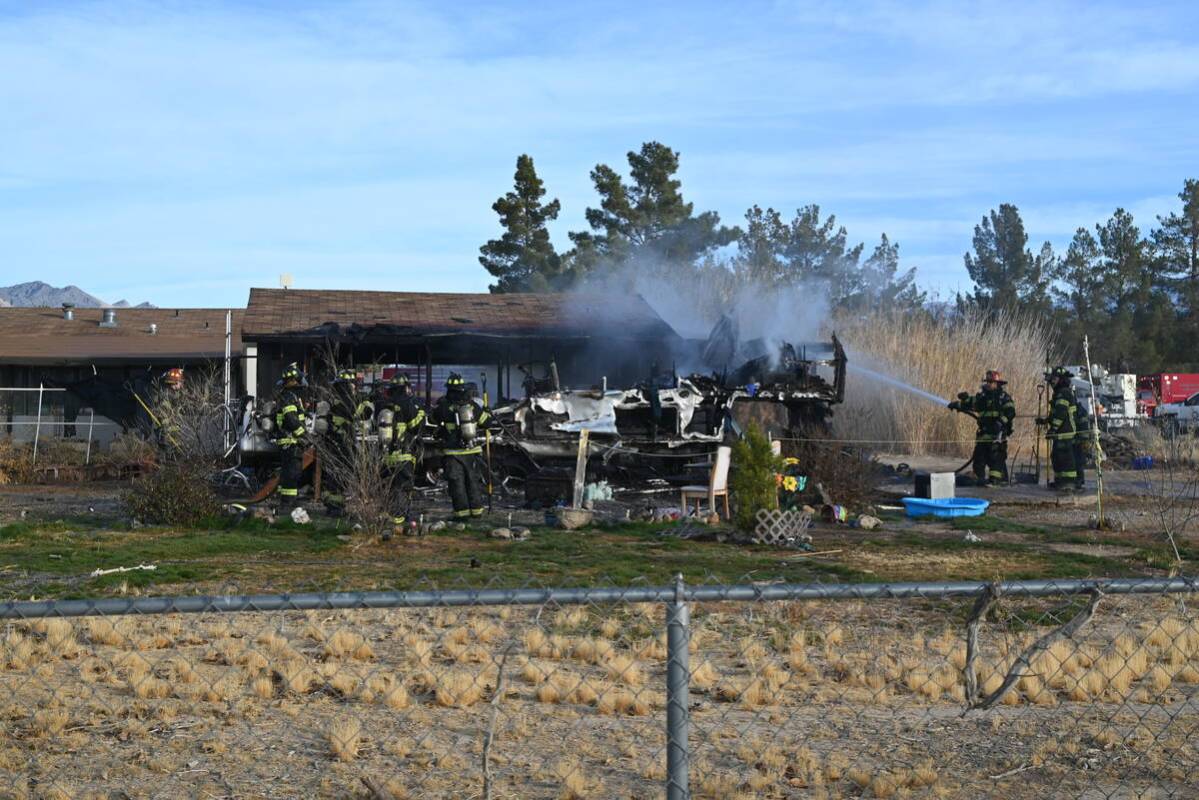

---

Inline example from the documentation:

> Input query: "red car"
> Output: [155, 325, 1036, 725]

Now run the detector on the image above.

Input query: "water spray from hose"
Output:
[847, 363, 950, 408]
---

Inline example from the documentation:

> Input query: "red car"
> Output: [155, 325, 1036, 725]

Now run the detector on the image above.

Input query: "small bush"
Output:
[782, 436, 882, 508]
[730, 424, 783, 532]
[101, 433, 158, 467]
[0, 439, 34, 485]
[123, 463, 222, 525]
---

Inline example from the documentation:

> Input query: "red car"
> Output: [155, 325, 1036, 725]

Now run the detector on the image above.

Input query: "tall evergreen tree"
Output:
[1095, 208, 1171, 371]
[781, 205, 864, 305]
[566, 142, 738, 278]
[963, 204, 1050, 312]
[479, 155, 563, 293]
[1152, 179, 1199, 366]
[853, 234, 926, 312]
[734, 205, 789, 286]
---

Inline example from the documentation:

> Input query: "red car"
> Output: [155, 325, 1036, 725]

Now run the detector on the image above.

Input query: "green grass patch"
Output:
[0, 512, 1170, 600]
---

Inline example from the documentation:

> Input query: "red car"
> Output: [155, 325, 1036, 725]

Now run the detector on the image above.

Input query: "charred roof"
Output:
[242, 288, 679, 342]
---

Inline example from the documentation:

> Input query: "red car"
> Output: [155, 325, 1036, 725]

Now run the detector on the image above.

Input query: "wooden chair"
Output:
[681, 445, 732, 519]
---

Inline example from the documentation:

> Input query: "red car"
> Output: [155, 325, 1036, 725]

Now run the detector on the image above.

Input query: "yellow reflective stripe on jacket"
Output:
[444, 447, 482, 456]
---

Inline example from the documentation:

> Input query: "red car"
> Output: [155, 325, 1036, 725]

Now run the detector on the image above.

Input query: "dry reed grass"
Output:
[837, 307, 1056, 456]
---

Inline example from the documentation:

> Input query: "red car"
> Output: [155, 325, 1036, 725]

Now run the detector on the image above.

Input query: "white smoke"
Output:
[572, 259, 834, 370]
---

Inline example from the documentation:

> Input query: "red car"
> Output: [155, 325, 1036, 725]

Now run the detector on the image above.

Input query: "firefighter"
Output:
[272, 362, 308, 510]
[1073, 394, 1091, 491]
[948, 370, 1016, 487]
[377, 373, 426, 532]
[1036, 367, 1079, 491]
[322, 367, 362, 515]
[432, 373, 494, 520]
[153, 367, 186, 449]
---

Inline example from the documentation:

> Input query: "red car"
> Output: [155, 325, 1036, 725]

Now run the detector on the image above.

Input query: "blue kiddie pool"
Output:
[901, 497, 990, 518]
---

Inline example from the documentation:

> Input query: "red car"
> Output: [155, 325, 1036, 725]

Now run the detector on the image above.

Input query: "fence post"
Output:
[32, 382, 44, 464]
[666, 572, 690, 800]
[85, 409, 95, 465]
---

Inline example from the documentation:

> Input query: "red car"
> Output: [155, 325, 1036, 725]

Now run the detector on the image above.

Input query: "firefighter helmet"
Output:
[281, 362, 304, 386]
[388, 373, 410, 387]
[164, 367, 184, 387]
[446, 373, 465, 389]
[983, 369, 1006, 385]
[1045, 366, 1074, 381]
[335, 368, 357, 384]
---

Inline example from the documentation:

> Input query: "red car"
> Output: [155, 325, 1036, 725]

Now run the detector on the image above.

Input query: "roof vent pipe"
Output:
[100, 308, 117, 327]
[62, 303, 74, 321]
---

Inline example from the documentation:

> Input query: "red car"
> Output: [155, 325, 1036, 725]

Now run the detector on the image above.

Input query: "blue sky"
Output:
[2, 0, 1197, 307]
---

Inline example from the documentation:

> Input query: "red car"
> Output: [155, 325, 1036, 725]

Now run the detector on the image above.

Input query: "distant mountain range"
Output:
[0, 281, 154, 309]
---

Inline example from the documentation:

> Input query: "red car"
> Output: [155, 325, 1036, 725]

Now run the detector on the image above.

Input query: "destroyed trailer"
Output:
[491, 332, 847, 482]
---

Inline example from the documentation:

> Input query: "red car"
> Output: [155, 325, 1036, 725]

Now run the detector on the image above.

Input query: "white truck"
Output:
[1063, 365, 1146, 430]
[1154, 392, 1199, 434]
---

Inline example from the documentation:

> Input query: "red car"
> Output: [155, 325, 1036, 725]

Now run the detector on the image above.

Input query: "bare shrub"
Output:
[122, 462, 222, 526]
[148, 367, 231, 467]
[837, 306, 1056, 457]
[308, 351, 406, 537]
[99, 433, 158, 468]
[0, 438, 34, 485]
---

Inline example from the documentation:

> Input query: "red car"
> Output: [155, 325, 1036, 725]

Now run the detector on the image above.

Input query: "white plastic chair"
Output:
[681, 445, 732, 519]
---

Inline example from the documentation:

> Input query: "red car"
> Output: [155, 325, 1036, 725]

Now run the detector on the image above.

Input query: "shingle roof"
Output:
[0, 307, 243, 365]
[242, 288, 678, 341]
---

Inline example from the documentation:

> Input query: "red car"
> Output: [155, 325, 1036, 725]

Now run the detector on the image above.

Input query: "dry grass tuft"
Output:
[84, 617, 128, 647]
[596, 688, 650, 716]
[603, 653, 645, 687]
[323, 630, 374, 661]
[32, 708, 69, 737]
[554, 759, 589, 800]
[251, 676, 274, 699]
[434, 671, 485, 708]
[327, 717, 362, 762]
[521, 660, 551, 685]
[275, 660, 317, 694]
[691, 661, 721, 690]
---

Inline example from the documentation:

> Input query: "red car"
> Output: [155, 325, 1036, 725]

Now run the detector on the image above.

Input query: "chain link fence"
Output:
[0, 576, 1195, 799]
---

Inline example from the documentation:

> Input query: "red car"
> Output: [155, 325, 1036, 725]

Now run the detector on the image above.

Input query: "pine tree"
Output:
[566, 142, 738, 278]
[1152, 179, 1199, 366]
[479, 155, 562, 293]
[855, 234, 926, 312]
[734, 205, 789, 286]
[781, 205, 865, 305]
[963, 204, 1050, 313]
[1095, 208, 1171, 371]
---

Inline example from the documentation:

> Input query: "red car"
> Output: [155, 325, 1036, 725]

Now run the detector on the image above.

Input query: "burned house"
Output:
[240, 288, 680, 404]
[0, 306, 242, 446]
[500, 312, 846, 465]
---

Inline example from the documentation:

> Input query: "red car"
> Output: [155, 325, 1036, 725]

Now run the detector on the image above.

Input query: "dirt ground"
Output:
[0, 593, 1195, 799]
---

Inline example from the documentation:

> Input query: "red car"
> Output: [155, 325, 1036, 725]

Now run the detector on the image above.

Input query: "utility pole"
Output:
[1082, 336, 1105, 527]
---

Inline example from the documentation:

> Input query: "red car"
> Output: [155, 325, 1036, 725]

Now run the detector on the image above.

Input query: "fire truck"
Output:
[1137, 374, 1199, 418]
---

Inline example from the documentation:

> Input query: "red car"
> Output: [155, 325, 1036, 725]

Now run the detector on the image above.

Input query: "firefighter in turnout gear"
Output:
[377, 373, 425, 532]
[433, 373, 494, 519]
[152, 367, 186, 450]
[273, 362, 308, 510]
[322, 368, 364, 515]
[1072, 394, 1091, 490]
[948, 370, 1016, 486]
[1036, 367, 1079, 491]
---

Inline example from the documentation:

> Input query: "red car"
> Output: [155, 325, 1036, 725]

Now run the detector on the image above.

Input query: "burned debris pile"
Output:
[493, 314, 846, 473]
